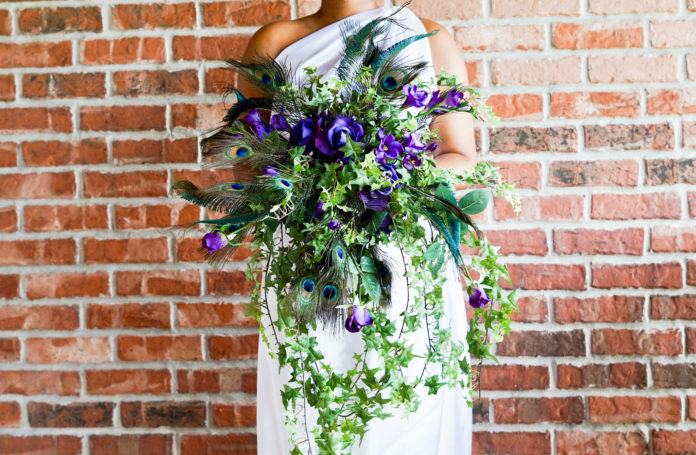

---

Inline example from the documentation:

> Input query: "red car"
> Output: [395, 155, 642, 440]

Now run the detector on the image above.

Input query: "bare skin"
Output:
[236, 0, 477, 187]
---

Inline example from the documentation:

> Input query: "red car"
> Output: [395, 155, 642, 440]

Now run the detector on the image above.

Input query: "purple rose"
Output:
[345, 306, 374, 333]
[202, 231, 226, 254]
[357, 187, 389, 211]
[381, 163, 403, 189]
[402, 153, 422, 171]
[375, 130, 403, 163]
[468, 286, 490, 309]
[402, 84, 430, 108]
[315, 115, 364, 156]
[403, 131, 426, 154]
[263, 166, 279, 176]
[242, 109, 273, 139]
[328, 220, 340, 230]
[289, 118, 317, 148]
[270, 112, 291, 131]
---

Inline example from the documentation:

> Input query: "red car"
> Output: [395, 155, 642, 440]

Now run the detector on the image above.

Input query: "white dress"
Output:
[256, 5, 473, 455]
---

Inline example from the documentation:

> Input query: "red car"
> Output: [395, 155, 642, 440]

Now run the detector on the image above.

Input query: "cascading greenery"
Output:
[170, 7, 519, 453]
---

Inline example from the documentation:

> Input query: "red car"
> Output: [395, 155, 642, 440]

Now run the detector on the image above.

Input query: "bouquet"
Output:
[171, 9, 519, 455]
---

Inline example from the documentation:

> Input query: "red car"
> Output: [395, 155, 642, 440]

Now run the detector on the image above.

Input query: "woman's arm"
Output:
[421, 18, 478, 188]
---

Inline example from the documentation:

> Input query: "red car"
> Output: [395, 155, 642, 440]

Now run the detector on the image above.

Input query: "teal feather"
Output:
[369, 30, 440, 71]
[423, 207, 463, 267]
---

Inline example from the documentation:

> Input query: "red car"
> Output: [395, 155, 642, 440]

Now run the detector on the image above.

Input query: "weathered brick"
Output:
[208, 334, 259, 360]
[173, 35, 251, 61]
[0, 239, 75, 266]
[551, 91, 640, 118]
[0, 10, 10, 35]
[589, 0, 679, 14]
[554, 22, 642, 49]
[0, 75, 14, 101]
[647, 159, 696, 185]
[591, 193, 681, 220]
[112, 3, 195, 30]
[689, 54, 696, 81]
[553, 228, 643, 255]
[24, 205, 108, 232]
[207, 270, 254, 296]
[0, 41, 71, 68]
[557, 431, 649, 455]
[83, 171, 167, 198]
[653, 430, 696, 455]
[81, 37, 165, 65]
[408, 0, 483, 19]
[26, 272, 109, 300]
[117, 336, 202, 361]
[473, 432, 551, 455]
[22, 73, 105, 99]
[497, 330, 585, 357]
[28, 402, 114, 428]
[113, 70, 199, 97]
[491, 0, 580, 16]
[479, 365, 549, 390]
[177, 302, 256, 328]
[473, 399, 489, 424]
[557, 363, 647, 389]
[115, 270, 201, 297]
[589, 55, 677, 83]
[651, 227, 696, 252]
[506, 264, 585, 290]
[90, 435, 173, 455]
[115, 203, 199, 229]
[495, 397, 584, 424]
[455, 24, 545, 52]
[180, 434, 257, 455]
[0, 107, 72, 133]
[0, 371, 80, 396]
[26, 337, 111, 364]
[0, 338, 20, 362]
[0, 275, 19, 299]
[653, 363, 696, 388]
[550, 160, 638, 186]
[87, 303, 170, 329]
[483, 229, 547, 256]
[18, 7, 101, 34]
[0, 402, 18, 424]
[83, 238, 169, 264]
[86, 370, 171, 395]
[496, 195, 583, 221]
[121, 401, 205, 427]
[0, 305, 79, 330]
[113, 138, 197, 164]
[22, 139, 107, 166]
[0, 436, 82, 455]
[651, 295, 696, 320]
[495, 161, 542, 189]
[589, 396, 680, 423]
[485, 94, 543, 120]
[592, 329, 682, 356]
[0, 173, 75, 200]
[584, 123, 674, 151]
[592, 263, 683, 289]
[0, 207, 16, 233]
[492, 56, 581, 86]
[647, 89, 696, 115]
[203, 1, 290, 26]
[489, 126, 577, 153]
[171, 103, 226, 130]
[212, 402, 256, 427]
[511, 297, 548, 323]
[651, 20, 696, 48]
[177, 368, 257, 394]
[690, 261, 696, 286]
[80, 106, 165, 132]
[554, 296, 644, 324]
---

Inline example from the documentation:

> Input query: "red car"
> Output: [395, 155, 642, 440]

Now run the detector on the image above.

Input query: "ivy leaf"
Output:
[362, 273, 381, 305]
[360, 255, 376, 273]
[424, 242, 442, 261]
[458, 189, 490, 214]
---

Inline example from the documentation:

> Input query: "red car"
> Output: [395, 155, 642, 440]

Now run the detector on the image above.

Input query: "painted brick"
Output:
[495, 195, 584, 221]
[651, 20, 696, 47]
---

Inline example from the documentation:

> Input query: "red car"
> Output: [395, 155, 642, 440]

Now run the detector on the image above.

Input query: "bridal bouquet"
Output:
[171, 10, 519, 455]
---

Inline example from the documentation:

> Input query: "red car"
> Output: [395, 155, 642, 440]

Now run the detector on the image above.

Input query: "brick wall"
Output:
[0, 0, 693, 454]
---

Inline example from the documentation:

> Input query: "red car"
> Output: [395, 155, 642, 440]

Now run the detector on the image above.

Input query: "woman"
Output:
[236, 1, 478, 453]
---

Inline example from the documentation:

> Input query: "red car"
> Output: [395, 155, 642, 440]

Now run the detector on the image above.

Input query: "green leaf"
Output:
[435, 183, 457, 205]
[458, 189, 490, 214]
[362, 273, 381, 304]
[360, 255, 376, 273]
[424, 242, 442, 261]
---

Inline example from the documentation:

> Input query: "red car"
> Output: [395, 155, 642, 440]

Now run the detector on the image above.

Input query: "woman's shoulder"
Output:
[243, 15, 323, 61]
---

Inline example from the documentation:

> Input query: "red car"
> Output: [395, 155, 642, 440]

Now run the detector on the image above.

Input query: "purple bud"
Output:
[202, 231, 226, 254]
[345, 306, 374, 333]
[263, 166, 279, 176]
[468, 286, 490, 309]
[328, 220, 340, 230]
[317, 202, 326, 213]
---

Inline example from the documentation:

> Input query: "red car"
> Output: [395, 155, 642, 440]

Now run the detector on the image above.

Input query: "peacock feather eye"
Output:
[229, 183, 245, 191]
[334, 246, 345, 263]
[225, 146, 250, 160]
[322, 284, 338, 301]
[260, 73, 272, 85]
[381, 75, 399, 91]
[273, 177, 293, 192]
[298, 278, 316, 304]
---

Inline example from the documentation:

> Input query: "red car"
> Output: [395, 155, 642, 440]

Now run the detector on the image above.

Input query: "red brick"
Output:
[204, 67, 234, 94]
[180, 434, 256, 455]
[485, 94, 543, 120]
[408, 0, 483, 20]
[479, 365, 549, 390]
[489, 126, 577, 153]
[177, 302, 256, 328]
[491, 0, 579, 16]
[203, 1, 290, 26]
[651, 20, 696, 48]
[0, 371, 80, 396]
[473, 432, 551, 455]
[81, 37, 165, 65]
[691, 396, 696, 421]
[26, 337, 111, 364]
[121, 401, 205, 427]
[208, 334, 258, 360]
[647, 89, 696, 115]
[115, 270, 201, 297]
[689, 54, 696, 81]
[113, 70, 198, 97]
[0, 402, 20, 426]
[553, 228, 643, 255]
[651, 226, 696, 252]
[112, 3, 195, 29]
[557, 363, 647, 389]
[24, 205, 108, 232]
[0, 305, 78, 330]
[497, 330, 585, 357]
[550, 160, 638, 186]
[652, 295, 696, 320]
[589, 396, 680, 424]
[113, 138, 197, 165]
[589, 55, 678, 83]
[207, 270, 255, 296]
[511, 296, 548, 323]
[212, 402, 256, 427]
[0, 239, 75, 265]
[0, 338, 20, 362]
[456, 24, 545, 52]
[690, 260, 696, 285]
[653, 430, 696, 455]
[18, 7, 101, 34]
[506, 263, 585, 290]
[28, 402, 114, 428]
[647, 159, 696, 185]
[589, 0, 678, 13]
[584, 123, 674, 151]
[0, 436, 81, 455]
[116, 203, 199, 229]
[592, 263, 682, 289]
[592, 329, 682, 356]
[492, 56, 581, 86]
[26, 272, 109, 300]
[481, 229, 547, 256]
[117, 335, 202, 361]
[0, 142, 15, 167]
[0, 75, 14, 101]
[87, 303, 170, 329]
[557, 431, 649, 455]
[0, 275, 19, 299]
[0, 173, 75, 199]
[495, 161, 542, 189]
[554, 296, 643, 324]
[23, 139, 107, 166]
[173, 35, 251, 61]
[551, 91, 640, 118]
[83, 238, 169, 264]
[553, 22, 642, 49]
[692, 192, 696, 217]
[90, 435, 173, 455]
[177, 368, 256, 394]
[0, 207, 16, 232]
[80, 105, 165, 132]
[473, 398, 489, 423]
[495, 195, 584, 221]
[0, 10, 10, 35]
[653, 363, 696, 388]
[22, 73, 105, 99]
[464, 60, 483, 87]
[171, 102, 226, 130]
[0, 107, 72, 133]
[83, 171, 167, 198]
[495, 397, 583, 424]
[0, 41, 71, 68]
[591, 193, 681, 220]
[86, 369, 171, 395]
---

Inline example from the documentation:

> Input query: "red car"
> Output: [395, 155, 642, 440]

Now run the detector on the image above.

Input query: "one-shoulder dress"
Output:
[256, 5, 473, 455]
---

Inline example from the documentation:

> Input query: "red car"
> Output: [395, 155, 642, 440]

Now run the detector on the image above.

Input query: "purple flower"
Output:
[202, 231, 226, 254]
[377, 213, 394, 236]
[425, 90, 447, 113]
[381, 163, 403, 189]
[328, 220, 340, 230]
[357, 187, 390, 211]
[345, 306, 374, 333]
[402, 153, 422, 171]
[289, 118, 317, 148]
[375, 130, 404, 163]
[315, 115, 364, 156]
[402, 84, 430, 109]
[242, 109, 273, 139]
[426, 141, 438, 152]
[263, 166, 279, 176]
[403, 131, 426, 154]
[443, 90, 465, 109]
[270, 112, 291, 131]
[468, 286, 490, 309]
[317, 202, 326, 213]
